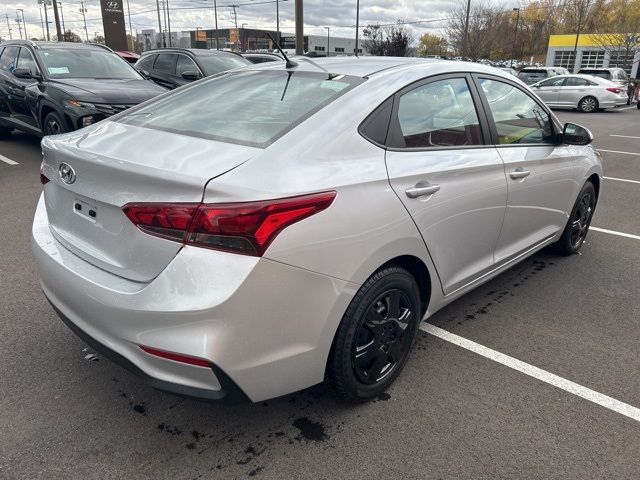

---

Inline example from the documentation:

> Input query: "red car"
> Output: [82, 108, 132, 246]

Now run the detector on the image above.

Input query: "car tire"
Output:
[0, 125, 12, 140]
[326, 265, 422, 403]
[553, 181, 596, 255]
[43, 111, 67, 136]
[578, 96, 599, 113]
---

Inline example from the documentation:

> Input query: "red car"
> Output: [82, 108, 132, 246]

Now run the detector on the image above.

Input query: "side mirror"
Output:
[13, 67, 37, 80]
[562, 122, 593, 146]
[181, 70, 201, 80]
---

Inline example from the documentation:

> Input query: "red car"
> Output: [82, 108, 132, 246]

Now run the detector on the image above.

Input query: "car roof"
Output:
[249, 56, 450, 78]
[140, 48, 241, 57]
[1, 40, 112, 51]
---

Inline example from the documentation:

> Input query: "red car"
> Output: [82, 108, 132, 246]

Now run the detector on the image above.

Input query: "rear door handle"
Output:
[509, 168, 531, 180]
[405, 182, 440, 198]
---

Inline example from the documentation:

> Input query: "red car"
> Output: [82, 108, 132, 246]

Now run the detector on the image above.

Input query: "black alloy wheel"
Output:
[353, 289, 413, 384]
[326, 265, 421, 402]
[553, 181, 596, 255]
[43, 112, 66, 136]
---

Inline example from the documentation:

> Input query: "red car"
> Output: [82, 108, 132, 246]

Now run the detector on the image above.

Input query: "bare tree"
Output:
[445, 0, 505, 60]
[593, 0, 640, 74]
[362, 22, 414, 57]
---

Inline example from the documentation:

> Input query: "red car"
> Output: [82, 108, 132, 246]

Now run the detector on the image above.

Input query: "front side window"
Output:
[538, 77, 566, 87]
[136, 54, 156, 70]
[479, 78, 554, 145]
[176, 55, 199, 76]
[120, 70, 361, 147]
[392, 77, 483, 148]
[153, 53, 177, 74]
[16, 48, 39, 75]
[38, 47, 142, 79]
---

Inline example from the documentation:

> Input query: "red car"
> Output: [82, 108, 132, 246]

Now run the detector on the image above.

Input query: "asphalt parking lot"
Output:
[1, 106, 640, 479]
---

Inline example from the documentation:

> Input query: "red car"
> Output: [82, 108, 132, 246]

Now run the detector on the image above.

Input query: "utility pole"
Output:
[213, 0, 219, 50]
[167, 0, 172, 47]
[231, 5, 238, 30]
[58, 2, 66, 36]
[571, 1, 588, 73]
[39, 6, 45, 40]
[79, 0, 88, 41]
[44, 0, 50, 41]
[276, 0, 279, 42]
[161, 0, 168, 47]
[5, 14, 12, 40]
[126, 0, 134, 50]
[51, 0, 63, 41]
[15, 14, 23, 39]
[295, 0, 303, 54]
[325, 26, 329, 57]
[155, 0, 163, 48]
[510, 8, 520, 68]
[354, 0, 359, 56]
[20, 9, 28, 39]
[462, 0, 471, 58]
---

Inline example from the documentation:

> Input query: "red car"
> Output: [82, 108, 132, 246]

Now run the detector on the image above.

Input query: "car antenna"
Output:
[266, 32, 298, 69]
[295, 57, 341, 80]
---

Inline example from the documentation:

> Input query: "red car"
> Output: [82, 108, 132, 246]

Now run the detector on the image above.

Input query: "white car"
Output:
[32, 58, 602, 403]
[532, 74, 628, 112]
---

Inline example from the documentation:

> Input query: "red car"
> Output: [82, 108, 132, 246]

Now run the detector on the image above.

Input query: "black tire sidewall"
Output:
[43, 112, 66, 136]
[327, 267, 421, 402]
[556, 181, 597, 255]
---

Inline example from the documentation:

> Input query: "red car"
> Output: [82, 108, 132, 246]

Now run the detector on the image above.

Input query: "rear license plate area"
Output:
[73, 198, 98, 223]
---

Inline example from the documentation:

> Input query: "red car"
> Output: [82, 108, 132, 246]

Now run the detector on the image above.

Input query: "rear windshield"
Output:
[579, 69, 612, 80]
[196, 53, 251, 75]
[119, 70, 362, 147]
[518, 70, 549, 83]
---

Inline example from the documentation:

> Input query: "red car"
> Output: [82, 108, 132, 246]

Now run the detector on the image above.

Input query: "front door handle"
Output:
[509, 168, 531, 180]
[405, 182, 440, 198]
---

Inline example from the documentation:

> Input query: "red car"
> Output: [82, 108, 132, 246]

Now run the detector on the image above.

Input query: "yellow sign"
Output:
[196, 31, 206, 42]
[548, 33, 633, 47]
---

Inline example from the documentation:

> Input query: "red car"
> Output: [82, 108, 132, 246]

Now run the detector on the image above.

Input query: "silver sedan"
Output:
[532, 74, 628, 112]
[32, 58, 602, 403]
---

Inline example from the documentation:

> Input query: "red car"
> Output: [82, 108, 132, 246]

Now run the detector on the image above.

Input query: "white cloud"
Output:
[0, 0, 517, 43]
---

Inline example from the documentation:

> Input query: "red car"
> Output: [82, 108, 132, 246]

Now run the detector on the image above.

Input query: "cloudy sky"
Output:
[0, 0, 517, 42]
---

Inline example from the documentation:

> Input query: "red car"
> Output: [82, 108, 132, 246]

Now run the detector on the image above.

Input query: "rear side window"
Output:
[566, 77, 591, 87]
[479, 78, 554, 145]
[579, 69, 611, 80]
[120, 70, 362, 147]
[153, 53, 177, 74]
[0, 46, 19, 71]
[390, 77, 483, 148]
[518, 69, 549, 83]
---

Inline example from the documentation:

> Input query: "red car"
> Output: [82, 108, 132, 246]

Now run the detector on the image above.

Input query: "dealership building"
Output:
[546, 34, 640, 77]
[138, 28, 366, 55]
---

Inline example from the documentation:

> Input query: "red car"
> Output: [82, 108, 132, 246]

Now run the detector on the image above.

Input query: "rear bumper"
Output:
[32, 194, 356, 402]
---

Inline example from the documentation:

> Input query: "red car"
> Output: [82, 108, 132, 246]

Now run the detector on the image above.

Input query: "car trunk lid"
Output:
[41, 121, 258, 282]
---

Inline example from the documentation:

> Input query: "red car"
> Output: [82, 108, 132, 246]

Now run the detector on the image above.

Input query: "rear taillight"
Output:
[607, 87, 622, 94]
[123, 191, 336, 256]
[40, 161, 50, 185]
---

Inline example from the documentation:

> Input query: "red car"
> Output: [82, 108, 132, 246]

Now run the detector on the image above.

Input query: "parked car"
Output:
[532, 74, 628, 112]
[242, 52, 284, 64]
[518, 66, 570, 85]
[497, 67, 518, 76]
[0, 40, 166, 138]
[115, 50, 141, 64]
[134, 48, 251, 89]
[578, 67, 632, 104]
[33, 58, 601, 403]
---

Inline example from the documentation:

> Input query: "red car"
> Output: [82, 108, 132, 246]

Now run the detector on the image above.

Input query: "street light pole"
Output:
[325, 26, 329, 57]
[155, 0, 163, 48]
[462, 0, 471, 58]
[79, 0, 88, 42]
[44, 0, 50, 41]
[214, 0, 219, 50]
[58, 2, 66, 36]
[510, 8, 520, 68]
[276, 0, 279, 42]
[15, 13, 23, 39]
[571, 2, 587, 73]
[39, 6, 45, 40]
[20, 9, 27, 39]
[355, 0, 359, 56]
[126, 0, 134, 50]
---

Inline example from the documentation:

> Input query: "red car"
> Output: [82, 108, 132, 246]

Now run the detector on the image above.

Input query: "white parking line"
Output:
[598, 149, 640, 156]
[421, 323, 640, 423]
[590, 227, 640, 241]
[604, 176, 640, 185]
[610, 134, 640, 139]
[0, 154, 18, 165]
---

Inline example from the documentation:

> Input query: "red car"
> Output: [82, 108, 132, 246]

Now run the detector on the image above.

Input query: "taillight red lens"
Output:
[122, 191, 336, 256]
[40, 161, 50, 185]
[139, 345, 212, 368]
[607, 87, 622, 93]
